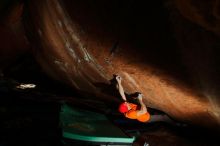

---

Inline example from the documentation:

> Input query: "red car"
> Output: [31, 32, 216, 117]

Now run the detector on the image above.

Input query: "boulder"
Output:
[23, 0, 220, 129]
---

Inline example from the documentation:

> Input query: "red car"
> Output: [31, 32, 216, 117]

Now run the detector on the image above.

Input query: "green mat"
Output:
[60, 104, 135, 144]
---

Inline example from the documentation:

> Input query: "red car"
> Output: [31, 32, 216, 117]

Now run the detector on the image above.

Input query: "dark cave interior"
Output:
[1, 0, 220, 146]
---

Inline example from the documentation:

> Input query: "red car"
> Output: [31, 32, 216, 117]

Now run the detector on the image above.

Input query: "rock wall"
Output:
[169, 0, 220, 128]
[19, 0, 220, 129]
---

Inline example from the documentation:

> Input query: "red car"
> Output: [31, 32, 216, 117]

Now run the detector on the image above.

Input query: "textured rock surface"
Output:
[22, 0, 220, 129]
[169, 0, 220, 128]
[173, 0, 220, 36]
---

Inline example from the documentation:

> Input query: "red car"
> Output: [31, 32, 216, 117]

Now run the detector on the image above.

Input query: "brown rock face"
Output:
[174, 0, 220, 36]
[169, 0, 220, 128]
[23, 0, 220, 129]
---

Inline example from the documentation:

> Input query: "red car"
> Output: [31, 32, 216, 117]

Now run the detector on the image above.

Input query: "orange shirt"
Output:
[124, 103, 150, 122]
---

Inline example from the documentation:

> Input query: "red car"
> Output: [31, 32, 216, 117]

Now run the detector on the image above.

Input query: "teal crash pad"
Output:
[60, 104, 135, 144]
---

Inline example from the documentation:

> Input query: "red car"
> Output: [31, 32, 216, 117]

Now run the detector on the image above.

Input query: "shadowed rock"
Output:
[20, 0, 220, 129]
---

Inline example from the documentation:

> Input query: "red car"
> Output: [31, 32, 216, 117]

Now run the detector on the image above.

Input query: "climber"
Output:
[116, 75, 150, 122]
[115, 75, 182, 125]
